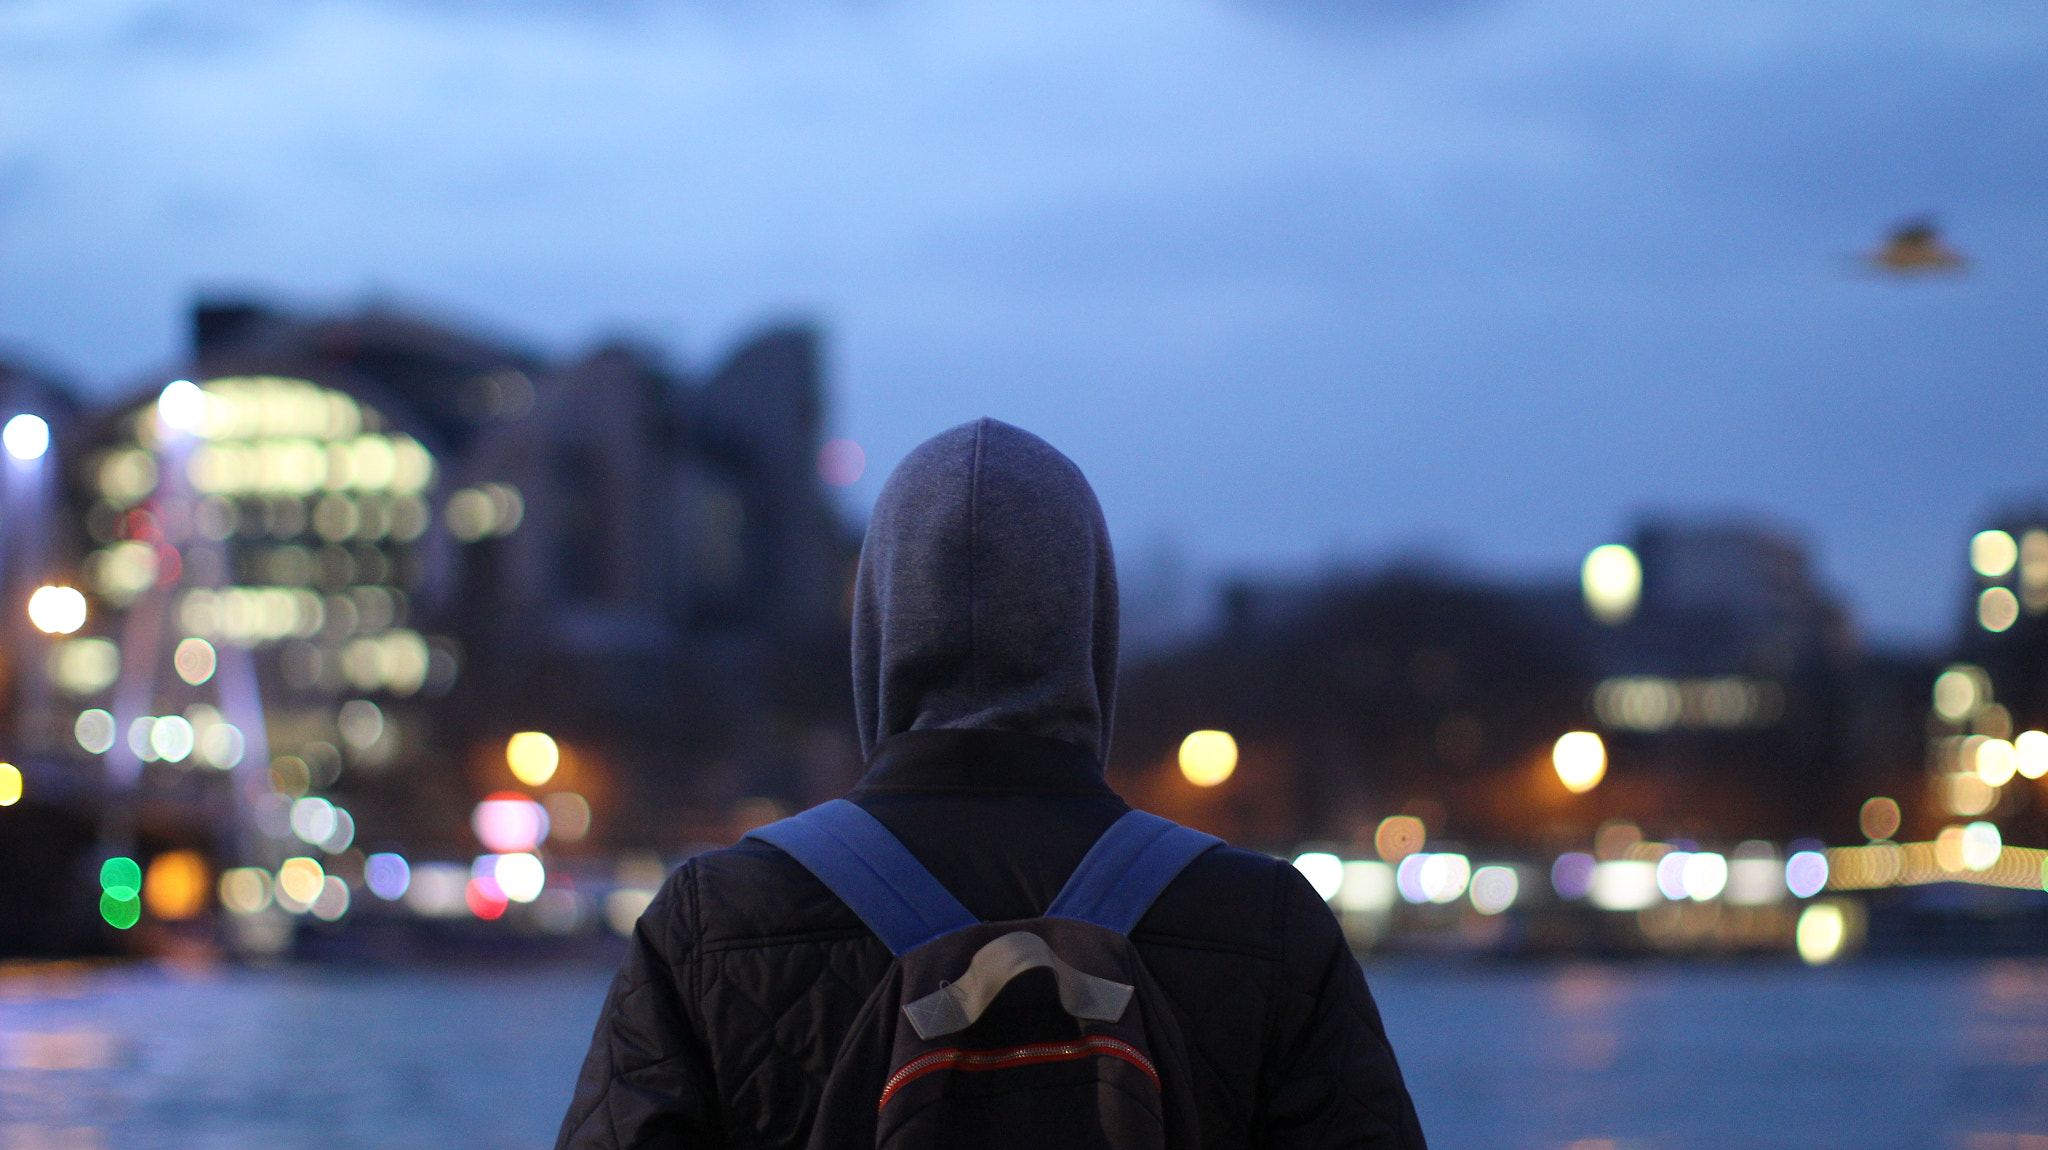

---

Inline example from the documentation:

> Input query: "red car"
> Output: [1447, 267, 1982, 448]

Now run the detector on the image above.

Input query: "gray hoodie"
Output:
[852, 418, 1119, 762]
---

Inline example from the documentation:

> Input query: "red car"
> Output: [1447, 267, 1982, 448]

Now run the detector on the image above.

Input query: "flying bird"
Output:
[1866, 217, 1968, 276]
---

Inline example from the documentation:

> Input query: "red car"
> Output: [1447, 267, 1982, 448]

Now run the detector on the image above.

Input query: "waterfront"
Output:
[2, 957, 2044, 1149]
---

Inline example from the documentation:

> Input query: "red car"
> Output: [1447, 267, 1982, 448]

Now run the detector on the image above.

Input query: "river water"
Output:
[1, 957, 2043, 1149]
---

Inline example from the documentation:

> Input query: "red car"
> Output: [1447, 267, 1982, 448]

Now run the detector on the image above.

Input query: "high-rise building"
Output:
[1919, 512, 2048, 846]
[11, 298, 858, 953]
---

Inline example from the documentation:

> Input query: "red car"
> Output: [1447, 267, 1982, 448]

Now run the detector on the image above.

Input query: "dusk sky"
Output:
[1, 0, 2043, 646]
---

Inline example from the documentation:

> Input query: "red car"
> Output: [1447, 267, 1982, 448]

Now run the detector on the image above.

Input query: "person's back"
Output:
[557, 419, 1426, 1149]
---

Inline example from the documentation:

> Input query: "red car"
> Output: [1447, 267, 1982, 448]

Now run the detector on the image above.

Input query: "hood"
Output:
[852, 418, 1119, 762]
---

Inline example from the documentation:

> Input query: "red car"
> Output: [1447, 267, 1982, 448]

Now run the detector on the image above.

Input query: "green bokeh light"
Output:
[99, 891, 140, 929]
[100, 856, 142, 900]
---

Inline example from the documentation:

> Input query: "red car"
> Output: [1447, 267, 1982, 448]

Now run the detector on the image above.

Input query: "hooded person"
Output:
[557, 419, 1426, 1150]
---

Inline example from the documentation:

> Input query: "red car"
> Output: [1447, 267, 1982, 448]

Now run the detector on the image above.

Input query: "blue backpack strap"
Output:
[745, 799, 979, 955]
[1046, 810, 1221, 935]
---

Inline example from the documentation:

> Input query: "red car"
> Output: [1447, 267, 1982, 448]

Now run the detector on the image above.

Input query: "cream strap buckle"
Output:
[901, 931, 1135, 1040]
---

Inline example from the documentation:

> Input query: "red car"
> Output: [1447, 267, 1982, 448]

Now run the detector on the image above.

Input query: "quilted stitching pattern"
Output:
[557, 841, 1424, 1150]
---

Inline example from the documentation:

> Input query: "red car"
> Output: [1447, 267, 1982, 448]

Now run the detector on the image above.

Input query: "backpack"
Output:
[746, 799, 1221, 1150]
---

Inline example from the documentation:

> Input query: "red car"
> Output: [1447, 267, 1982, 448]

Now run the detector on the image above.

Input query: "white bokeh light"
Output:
[3, 414, 49, 460]
[157, 380, 207, 430]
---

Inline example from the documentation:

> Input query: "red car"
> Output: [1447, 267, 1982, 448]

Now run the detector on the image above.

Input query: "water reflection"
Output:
[0, 959, 2045, 1148]
[1374, 959, 2048, 1150]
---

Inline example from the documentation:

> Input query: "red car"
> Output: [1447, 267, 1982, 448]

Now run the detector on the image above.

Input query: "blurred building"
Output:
[436, 327, 860, 845]
[1111, 564, 1589, 851]
[0, 352, 95, 954]
[1951, 512, 2048, 724]
[1569, 520, 1866, 840]
[1916, 513, 2048, 849]
[3, 299, 859, 952]
[1112, 519, 1888, 853]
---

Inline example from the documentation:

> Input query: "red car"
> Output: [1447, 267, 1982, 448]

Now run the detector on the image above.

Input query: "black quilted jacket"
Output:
[556, 730, 1428, 1149]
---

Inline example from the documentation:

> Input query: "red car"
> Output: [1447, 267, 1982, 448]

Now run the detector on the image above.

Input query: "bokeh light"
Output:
[1796, 902, 1848, 965]
[100, 890, 141, 929]
[3, 413, 49, 460]
[309, 875, 351, 921]
[50, 638, 119, 695]
[143, 850, 210, 920]
[0, 764, 19, 807]
[218, 867, 273, 914]
[605, 889, 654, 935]
[337, 700, 384, 750]
[1375, 815, 1426, 863]
[473, 792, 550, 853]
[1933, 665, 1988, 723]
[445, 483, 524, 541]
[1681, 852, 1728, 901]
[1859, 796, 1901, 841]
[1581, 544, 1641, 624]
[158, 380, 206, 430]
[2016, 731, 2048, 779]
[1337, 861, 1395, 913]
[200, 721, 245, 769]
[74, 709, 115, 754]
[1418, 853, 1472, 904]
[1395, 854, 1430, 904]
[466, 877, 509, 920]
[366, 853, 411, 900]
[494, 852, 547, 903]
[277, 857, 325, 910]
[322, 808, 355, 853]
[150, 715, 194, 763]
[1976, 738, 2018, 786]
[1972, 530, 2019, 578]
[506, 731, 560, 786]
[99, 857, 142, 928]
[1291, 851, 1343, 901]
[27, 586, 87, 635]
[289, 797, 338, 846]
[1945, 772, 1997, 818]
[1177, 730, 1237, 787]
[1979, 587, 2021, 632]
[1962, 821, 2002, 872]
[1468, 865, 1519, 915]
[1786, 851, 1829, 898]
[100, 857, 141, 900]
[1552, 731, 1606, 793]
[1723, 848, 1784, 906]
[173, 638, 217, 685]
[1935, 825, 1968, 873]
[1656, 851, 1691, 901]
[470, 854, 504, 900]
[1551, 852, 1596, 899]
[1590, 860, 1659, 911]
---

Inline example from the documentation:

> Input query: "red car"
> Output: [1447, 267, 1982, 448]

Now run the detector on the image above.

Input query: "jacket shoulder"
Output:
[669, 838, 872, 948]
[1135, 843, 1312, 959]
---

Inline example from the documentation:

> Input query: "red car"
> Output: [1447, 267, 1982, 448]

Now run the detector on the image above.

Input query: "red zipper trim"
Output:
[878, 1036, 1159, 1110]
